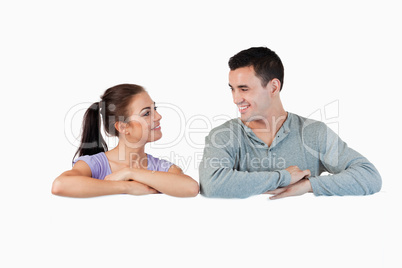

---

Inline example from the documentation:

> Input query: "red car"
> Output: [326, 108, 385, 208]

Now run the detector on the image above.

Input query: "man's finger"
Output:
[269, 190, 290, 200]
[266, 188, 287, 195]
[303, 169, 311, 179]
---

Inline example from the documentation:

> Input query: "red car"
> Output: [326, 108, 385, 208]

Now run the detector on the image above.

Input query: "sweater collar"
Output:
[236, 112, 292, 145]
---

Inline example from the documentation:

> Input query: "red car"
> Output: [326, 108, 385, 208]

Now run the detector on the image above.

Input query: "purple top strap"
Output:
[73, 152, 174, 180]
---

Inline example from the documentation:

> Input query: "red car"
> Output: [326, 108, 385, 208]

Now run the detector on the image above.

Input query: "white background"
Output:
[1, 1, 401, 267]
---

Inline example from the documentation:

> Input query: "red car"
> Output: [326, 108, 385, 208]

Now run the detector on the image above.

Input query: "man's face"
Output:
[229, 66, 271, 122]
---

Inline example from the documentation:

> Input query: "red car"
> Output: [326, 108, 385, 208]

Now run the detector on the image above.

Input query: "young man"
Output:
[199, 47, 382, 199]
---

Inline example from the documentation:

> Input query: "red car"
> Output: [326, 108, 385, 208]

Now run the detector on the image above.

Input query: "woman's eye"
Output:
[143, 111, 150, 116]
[154, 106, 158, 111]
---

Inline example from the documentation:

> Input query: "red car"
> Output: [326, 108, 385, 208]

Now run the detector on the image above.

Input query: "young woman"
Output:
[52, 84, 199, 198]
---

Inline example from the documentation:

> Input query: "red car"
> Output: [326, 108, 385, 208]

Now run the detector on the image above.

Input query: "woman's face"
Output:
[123, 91, 162, 147]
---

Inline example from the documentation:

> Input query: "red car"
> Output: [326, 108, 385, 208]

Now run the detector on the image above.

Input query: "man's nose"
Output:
[232, 90, 244, 104]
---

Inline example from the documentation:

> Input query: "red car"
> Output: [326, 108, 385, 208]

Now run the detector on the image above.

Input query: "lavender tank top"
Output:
[73, 152, 174, 180]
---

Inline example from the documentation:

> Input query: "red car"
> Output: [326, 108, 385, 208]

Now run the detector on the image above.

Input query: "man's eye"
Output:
[241, 88, 248, 91]
[143, 112, 150, 116]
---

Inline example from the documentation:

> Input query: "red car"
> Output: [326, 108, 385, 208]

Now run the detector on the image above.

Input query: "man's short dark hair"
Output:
[228, 47, 284, 90]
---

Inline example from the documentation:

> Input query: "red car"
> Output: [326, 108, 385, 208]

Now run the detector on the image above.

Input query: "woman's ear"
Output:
[115, 121, 128, 135]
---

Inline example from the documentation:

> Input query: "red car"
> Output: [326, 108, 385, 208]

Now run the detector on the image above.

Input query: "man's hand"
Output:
[286, 166, 311, 185]
[265, 179, 313, 200]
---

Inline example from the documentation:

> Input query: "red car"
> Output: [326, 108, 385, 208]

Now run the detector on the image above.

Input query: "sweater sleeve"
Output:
[308, 124, 382, 196]
[199, 127, 291, 198]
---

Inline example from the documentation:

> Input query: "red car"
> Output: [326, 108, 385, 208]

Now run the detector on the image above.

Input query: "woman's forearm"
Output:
[52, 170, 158, 198]
[52, 173, 129, 198]
[129, 169, 199, 197]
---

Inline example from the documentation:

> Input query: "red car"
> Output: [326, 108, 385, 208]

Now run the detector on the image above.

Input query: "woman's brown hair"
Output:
[73, 84, 145, 162]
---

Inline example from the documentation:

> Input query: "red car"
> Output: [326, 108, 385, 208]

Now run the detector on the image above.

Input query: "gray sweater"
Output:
[199, 112, 382, 198]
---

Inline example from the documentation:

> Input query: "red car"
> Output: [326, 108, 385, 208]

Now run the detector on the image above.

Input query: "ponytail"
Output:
[73, 102, 108, 163]
[71, 84, 145, 163]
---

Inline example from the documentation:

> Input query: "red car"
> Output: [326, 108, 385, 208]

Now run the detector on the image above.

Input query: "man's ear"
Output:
[114, 121, 127, 135]
[270, 79, 281, 95]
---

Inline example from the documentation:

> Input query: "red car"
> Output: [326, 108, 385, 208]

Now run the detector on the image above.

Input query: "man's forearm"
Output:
[199, 167, 291, 198]
[308, 161, 381, 196]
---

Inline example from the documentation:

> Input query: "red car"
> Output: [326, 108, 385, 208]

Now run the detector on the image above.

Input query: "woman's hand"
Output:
[104, 168, 159, 195]
[104, 167, 134, 181]
[124, 181, 159, 195]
